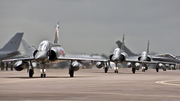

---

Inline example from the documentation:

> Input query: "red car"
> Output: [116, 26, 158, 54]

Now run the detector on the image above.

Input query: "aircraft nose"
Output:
[35, 51, 48, 61]
[141, 56, 146, 61]
[112, 55, 119, 61]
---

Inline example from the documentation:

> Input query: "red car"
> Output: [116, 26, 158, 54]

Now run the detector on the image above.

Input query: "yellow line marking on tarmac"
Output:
[156, 79, 180, 86]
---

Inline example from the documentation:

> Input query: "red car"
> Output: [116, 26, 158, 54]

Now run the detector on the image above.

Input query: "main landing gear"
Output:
[29, 69, 34, 77]
[69, 69, 74, 77]
[156, 67, 159, 72]
[104, 67, 108, 73]
[29, 61, 34, 78]
[132, 67, 136, 74]
[69, 64, 74, 77]
[104, 62, 109, 73]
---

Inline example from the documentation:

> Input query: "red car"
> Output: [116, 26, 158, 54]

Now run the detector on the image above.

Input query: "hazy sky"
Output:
[0, 0, 180, 56]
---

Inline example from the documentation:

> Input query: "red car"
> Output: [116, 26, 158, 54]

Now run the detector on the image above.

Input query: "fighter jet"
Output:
[3, 21, 106, 78]
[126, 40, 152, 72]
[95, 34, 159, 74]
[152, 53, 180, 72]
[116, 38, 179, 72]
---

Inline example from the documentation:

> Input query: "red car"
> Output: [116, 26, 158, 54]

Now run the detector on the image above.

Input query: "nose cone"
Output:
[35, 51, 48, 62]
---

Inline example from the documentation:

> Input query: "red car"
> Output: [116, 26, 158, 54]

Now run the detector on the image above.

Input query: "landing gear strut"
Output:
[114, 63, 118, 73]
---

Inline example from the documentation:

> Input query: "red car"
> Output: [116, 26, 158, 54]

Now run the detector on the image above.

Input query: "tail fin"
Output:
[147, 40, 150, 55]
[54, 20, 60, 44]
[21, 39, 36, 57]
[0, 33, 24, 52]
[121, 34, 125, 52]
[116, 35, 137, 56]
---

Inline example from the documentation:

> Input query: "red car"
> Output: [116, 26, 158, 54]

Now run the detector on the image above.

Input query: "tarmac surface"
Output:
[0, 68, 180, 101]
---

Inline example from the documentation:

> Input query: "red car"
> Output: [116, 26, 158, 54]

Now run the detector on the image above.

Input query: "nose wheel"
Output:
[142, 67, 146, 72]
[40, 64, 46, 78]
[114, 69, 118, 73]
[41, 73, 46, 78]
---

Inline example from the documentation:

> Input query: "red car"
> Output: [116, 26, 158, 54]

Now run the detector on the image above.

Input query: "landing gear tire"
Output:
[145, 67, 148, 70]
[163, 68, 166, 71]
[69, 69, 74, 77]
[114, 70, 118, 73]
[29, 69, 34, 78]
[132, 68, 136, 74]
[44, 74, 46, 77]
[142, 70, 145, 72]
[41, 74, 43, 78]
[156, 67, 159, 72]
[104, 67, 108, 73]
[41, 73, 46, 78]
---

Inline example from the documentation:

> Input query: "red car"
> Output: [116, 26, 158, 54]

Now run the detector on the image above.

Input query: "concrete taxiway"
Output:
[0, 68, 180, 101]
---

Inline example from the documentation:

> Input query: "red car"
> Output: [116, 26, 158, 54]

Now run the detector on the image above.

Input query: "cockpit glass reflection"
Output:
[38, 41, 49, 51]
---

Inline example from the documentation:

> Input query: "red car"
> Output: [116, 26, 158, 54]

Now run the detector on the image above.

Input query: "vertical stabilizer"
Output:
[147, 40, 150, 54]
[22, 39, 36, 57]
[54, 20, 60, 44]
[116, 34, 138, 56]
[121, 34, 125, 52]
[0, 33, 24, 52]
[116, 40, 137, 56]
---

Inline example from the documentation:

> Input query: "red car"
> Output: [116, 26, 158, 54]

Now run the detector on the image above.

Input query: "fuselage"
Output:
[152, 56, 180, 63]
[35, 40, 65, 63]
[152, 53, 180, 63]
[111, 48, 121, 61]
[140, 51, 148, 61]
